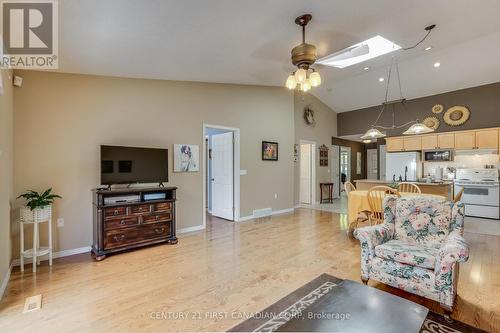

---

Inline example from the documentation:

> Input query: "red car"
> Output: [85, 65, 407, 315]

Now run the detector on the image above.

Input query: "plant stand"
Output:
[20, 206, 53, 273]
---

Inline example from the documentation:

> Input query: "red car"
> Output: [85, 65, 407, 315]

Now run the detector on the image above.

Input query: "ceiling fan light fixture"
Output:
[309, 71, 321, 87]
[295, 68, 307, 83]
[286, 75, 297, 89]
[301, 79, 312, 92]
[402, 122, 434, 135]
[285, 14, 321, 91]
[361, 128, 386, 139]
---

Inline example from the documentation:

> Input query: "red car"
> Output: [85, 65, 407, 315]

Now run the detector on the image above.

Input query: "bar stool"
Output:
[20, 205, 53, 272]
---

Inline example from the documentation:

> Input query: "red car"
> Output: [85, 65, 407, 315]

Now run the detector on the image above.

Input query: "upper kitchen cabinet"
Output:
[386, 137, 404, 152]
[421, 135, 438, 150]
[475, 129, 498, 149]
[437, 133, 455, 148]
[403, 136, 422, 151]
[454, 131, 476, 149]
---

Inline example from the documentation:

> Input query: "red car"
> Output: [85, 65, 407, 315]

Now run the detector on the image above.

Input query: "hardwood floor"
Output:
[1, 209, 499, 332]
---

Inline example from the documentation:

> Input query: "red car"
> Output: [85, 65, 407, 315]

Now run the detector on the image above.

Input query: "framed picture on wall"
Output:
[173, 144, 199, 172]
[319, 144, 329, 167]
[262, 141, 278, 161]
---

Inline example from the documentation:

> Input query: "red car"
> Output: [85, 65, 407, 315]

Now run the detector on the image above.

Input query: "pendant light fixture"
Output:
[360, 25, 436, 139]
[285, 14, 321, 92]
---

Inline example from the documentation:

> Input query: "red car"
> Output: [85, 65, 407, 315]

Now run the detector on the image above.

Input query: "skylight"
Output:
[316, 36, 401, 68]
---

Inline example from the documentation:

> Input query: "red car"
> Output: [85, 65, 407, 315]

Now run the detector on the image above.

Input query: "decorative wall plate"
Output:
[432, 104, 444, 114]
[423, 116, 440, 130]
[443, 106, 470, 126]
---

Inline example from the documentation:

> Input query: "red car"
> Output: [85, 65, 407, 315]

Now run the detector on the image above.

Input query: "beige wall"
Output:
[13, 71, 295, 257]
[0, 69, 14, 286]
[294, 92, 337, 205]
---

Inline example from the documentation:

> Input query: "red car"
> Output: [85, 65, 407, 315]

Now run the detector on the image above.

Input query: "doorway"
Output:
[340, 146, 351, 193]
[300, 140, 316, 205]
[203, 124, 240, 227]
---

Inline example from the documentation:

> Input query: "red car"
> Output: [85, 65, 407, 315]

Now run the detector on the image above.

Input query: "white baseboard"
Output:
[178, 225, 205, 234]
[11, 246, 91, 266]
[237, 207, 295, 222]
[237, 215, 254, 222]
[0, 262, 13, 300]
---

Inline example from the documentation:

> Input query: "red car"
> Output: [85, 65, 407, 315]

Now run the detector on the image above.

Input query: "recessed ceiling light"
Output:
[379, 77, 384, 82]
[317, 35, 401, 68]
[433, 62, 441, 68]
[363, 67, 369, 70]
[425, 46, 432, 51]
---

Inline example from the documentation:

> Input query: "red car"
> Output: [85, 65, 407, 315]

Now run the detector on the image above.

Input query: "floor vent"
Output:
[23, 294, 42, 313]
[253, 208, 272, 218]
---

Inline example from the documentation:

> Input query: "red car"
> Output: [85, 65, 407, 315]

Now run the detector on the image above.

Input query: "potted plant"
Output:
[17, 188, 62, 222]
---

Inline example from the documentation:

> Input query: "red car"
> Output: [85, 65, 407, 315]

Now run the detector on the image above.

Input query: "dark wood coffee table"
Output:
[277, 280, 428, 332]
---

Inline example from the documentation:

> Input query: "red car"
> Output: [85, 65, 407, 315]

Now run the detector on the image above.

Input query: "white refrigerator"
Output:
[385, 152, 421, 182]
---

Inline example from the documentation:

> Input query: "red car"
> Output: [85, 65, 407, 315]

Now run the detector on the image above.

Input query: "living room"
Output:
[1, 1, 499, 332]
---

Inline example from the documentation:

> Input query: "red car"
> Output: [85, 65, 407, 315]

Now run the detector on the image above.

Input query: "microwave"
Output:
[423, 150, 453, 162]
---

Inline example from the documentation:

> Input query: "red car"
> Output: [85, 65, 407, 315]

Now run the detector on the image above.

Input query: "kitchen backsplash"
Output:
[423, 153, 500, 178]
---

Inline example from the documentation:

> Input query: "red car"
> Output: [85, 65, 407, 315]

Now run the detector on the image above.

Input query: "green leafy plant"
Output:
[388, 181, 399, 190]
[17, 188, 62, 210]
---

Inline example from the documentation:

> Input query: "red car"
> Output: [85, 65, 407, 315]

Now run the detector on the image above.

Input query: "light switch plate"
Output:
[57, 218, 64, 227]
[240, 170, 247, 175]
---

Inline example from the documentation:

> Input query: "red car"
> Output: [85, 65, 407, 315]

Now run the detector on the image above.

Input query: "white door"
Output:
[300, 144, 312, 204]
[211, 132, 234, 220]
[331, 145, 340, 198]
[379, 145, 386, 180]
[367, 149, 378, 180]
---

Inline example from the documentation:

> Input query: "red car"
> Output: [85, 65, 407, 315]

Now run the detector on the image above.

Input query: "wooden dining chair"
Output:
[367, 186, 399, 225]
[454, 188, 464, 203]
[398, 182, 421, 194]
[344, 181, 356, 194]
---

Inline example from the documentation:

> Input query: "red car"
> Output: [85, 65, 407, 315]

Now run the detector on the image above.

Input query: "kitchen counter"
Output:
[354, 179, 453, 186]
[354, 179, 453, 199]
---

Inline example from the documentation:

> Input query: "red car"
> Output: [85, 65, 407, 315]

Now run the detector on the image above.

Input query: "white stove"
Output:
[454, 169, 500, 219]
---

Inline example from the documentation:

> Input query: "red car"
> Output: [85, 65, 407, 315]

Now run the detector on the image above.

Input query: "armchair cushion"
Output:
[375, 240, 440, 269]
[394, 197, 452, 244]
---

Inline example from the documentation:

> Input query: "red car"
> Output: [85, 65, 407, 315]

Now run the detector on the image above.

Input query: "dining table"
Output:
[347, 190, 447, 236]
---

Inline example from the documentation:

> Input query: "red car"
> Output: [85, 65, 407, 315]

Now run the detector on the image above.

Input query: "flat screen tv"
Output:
[100, 145, 168, 185]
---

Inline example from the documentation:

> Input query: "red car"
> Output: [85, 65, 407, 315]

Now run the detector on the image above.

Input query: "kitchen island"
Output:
[354, 179, 453, 199]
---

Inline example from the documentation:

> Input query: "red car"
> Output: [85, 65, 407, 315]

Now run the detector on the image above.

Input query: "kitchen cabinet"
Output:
[421, 135, 438, 150]
[386, 137, 404, 152]
[454, 131, 476, 149]
[476, 129, 498, 149]
[403, 136, 421, 151]
[437, 133, 455, 148]
[384, 126, 499, 152]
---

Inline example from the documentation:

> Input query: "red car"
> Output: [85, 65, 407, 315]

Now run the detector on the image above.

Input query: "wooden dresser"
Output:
[91, 186, 178, 260]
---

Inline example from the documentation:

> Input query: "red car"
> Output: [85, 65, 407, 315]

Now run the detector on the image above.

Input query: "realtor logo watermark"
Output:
[1, 0, 58, 69]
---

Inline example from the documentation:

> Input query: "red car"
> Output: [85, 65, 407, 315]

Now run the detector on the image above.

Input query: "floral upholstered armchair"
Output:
[354, 195, 469, 311]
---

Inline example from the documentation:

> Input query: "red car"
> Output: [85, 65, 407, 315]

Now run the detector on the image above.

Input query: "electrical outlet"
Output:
[57, 218, 64, 227]
[274, 193, 278, 199]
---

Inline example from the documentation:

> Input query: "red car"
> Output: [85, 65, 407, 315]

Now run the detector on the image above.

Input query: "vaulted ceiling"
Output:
[57, 0, 500, 112]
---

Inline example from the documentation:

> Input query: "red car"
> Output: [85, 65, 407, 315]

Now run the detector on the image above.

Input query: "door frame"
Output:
[366, 148, 378, 180]
[202, 124, 241, 228]
[331, 145, 340, 198]
[299, 139, 316, 205]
